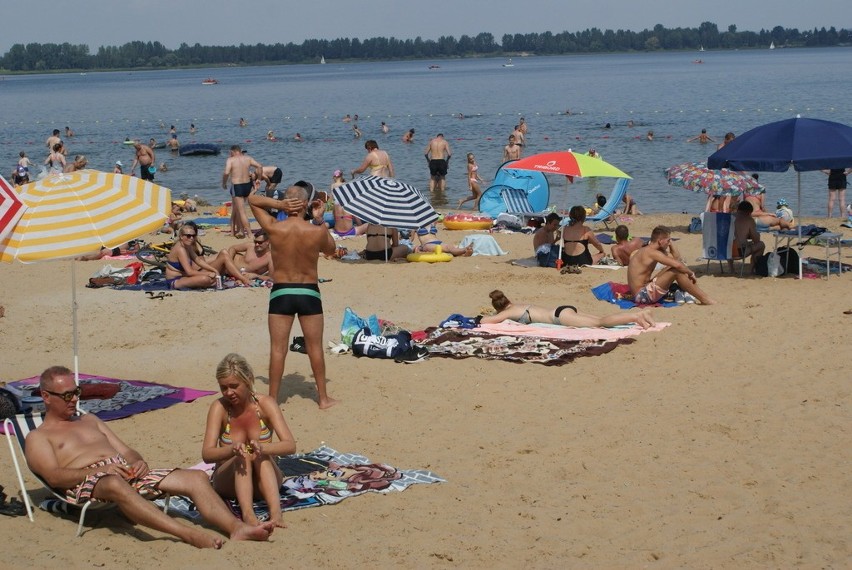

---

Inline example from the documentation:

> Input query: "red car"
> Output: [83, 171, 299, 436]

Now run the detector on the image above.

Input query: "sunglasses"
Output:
[181, 233, 197, 238]
[254, 240, 267, 245]
[43, 386, 83, 402]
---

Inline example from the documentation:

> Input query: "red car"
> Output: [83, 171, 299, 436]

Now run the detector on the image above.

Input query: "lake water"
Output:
[2, 47, 851, 215]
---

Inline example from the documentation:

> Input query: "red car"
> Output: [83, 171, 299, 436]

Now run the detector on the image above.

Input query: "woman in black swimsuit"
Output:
[479, 290, 655, 329]
[560, 206, 606, 267]
[362, 223, 410, 261]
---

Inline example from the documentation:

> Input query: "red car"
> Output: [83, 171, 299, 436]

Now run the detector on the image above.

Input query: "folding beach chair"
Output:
[587, 178, 631, 229]
[3, 411, 170, 537]
[701, 212, 745, 275]
[500, 187, 550, 223]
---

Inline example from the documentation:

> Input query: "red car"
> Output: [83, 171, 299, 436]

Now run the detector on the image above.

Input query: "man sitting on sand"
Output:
[611, 225, 645, 266]
[25, 366, 276, 548]
[732, 201, 766, 272]
[627, 226, 715, 305]
[533, 213, 562, 268]
[227, 230, 272, 279]
[248, 186, 339, 409]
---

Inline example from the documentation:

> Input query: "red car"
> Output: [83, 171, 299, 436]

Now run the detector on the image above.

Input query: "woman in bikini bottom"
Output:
[480, 289, 655, 329]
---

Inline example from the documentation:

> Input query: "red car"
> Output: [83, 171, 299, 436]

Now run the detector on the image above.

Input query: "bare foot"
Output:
[318, 396, 340, 410]
[462, 245, 474, 257]
[0, 306, 4, 318]
[268, 517, 288, 529]
[186, 530, 224, 549]
[231, 521, 274, 542]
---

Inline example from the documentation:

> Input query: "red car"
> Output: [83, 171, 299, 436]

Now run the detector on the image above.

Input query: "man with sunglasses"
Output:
[25, 366, 276, 548]
[226, 230, 272, 280]
[249, 186, 339, 409]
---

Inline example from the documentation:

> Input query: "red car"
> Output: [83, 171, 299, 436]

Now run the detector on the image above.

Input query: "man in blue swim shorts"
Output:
[223, 145, 263, 239]
[249, 185, 339, 409]
[627, 225, 716, 306]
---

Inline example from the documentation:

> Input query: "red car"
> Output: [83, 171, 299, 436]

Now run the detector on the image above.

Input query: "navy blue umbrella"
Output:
[707, 117, 852, 276]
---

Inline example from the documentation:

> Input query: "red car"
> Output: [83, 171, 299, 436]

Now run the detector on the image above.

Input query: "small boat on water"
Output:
[693, 59, 704, 64]
[428, 64, 440, 70]
[179, 143, 221, 156]
[201, 78, 219, 85]
[769, 41, 776, 50]
[502, 58, 514, 68]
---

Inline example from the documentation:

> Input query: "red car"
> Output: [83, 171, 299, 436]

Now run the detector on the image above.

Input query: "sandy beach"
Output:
[1, 211, 849, 568]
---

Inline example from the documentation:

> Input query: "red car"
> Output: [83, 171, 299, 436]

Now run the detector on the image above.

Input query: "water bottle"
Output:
[215, 275, 223, 290]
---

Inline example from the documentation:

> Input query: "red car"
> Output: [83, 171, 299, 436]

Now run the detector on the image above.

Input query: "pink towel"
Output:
[477, 320, 669, 341]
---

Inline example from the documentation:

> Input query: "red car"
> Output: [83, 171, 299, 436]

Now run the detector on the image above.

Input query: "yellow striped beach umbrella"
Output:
[0, 170, 170, 262]
[0, 170, 170, 383]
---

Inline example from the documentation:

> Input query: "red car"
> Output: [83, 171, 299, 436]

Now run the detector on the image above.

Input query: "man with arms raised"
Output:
[249, 187, 339, 409]
[424, 133, 451, 193]
[25, 366, 275, 548]
[223, 145, 262, 239]
[627, 226, 715, 305]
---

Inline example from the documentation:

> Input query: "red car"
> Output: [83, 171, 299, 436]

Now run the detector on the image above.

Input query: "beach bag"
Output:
[351, 327, 412, 359]
[340, 307, 381, 346]
[688, 216, 702, 233]
[766, 251, 784, 277]
[754, 253, 771, 277]
[0, 388, 23, 420]
[776, 247, 800, 275]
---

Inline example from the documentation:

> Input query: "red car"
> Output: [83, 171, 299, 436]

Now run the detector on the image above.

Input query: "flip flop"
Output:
[145, 292, 173, 300]
[0, 497, 26, 517]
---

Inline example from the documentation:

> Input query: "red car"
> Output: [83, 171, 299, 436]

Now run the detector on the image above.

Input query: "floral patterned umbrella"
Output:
[664, 161, 762, 197]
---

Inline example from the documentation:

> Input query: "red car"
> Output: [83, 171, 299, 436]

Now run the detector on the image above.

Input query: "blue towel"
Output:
[591, 282, 678, 309]
[458, 234, 507, 256]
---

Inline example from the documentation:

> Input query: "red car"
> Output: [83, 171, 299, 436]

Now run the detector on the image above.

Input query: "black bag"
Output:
[776, 247, 800, 275]
[0, 388, 22, 420]
[754, 253, 770, 277]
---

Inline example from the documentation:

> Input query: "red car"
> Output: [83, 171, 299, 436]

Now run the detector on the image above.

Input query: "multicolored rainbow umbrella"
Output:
[664, 161, 761, 197]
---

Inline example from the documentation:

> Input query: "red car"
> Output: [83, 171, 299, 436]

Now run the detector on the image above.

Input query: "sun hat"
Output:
[115, 160, 122, 166]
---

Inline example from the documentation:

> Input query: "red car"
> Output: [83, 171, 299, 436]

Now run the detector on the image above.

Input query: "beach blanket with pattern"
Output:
[153, 446, 444, 521]
[592, 282, 679, 309]
[420, 327, 631, 365]
[5, 374, 215, 421]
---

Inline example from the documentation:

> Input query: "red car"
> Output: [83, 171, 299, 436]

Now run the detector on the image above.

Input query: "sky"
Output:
[3, 0, 850, 54]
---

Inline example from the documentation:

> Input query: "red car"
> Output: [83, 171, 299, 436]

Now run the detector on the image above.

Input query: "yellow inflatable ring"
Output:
[407, 245, 453, 263]
[442, 214, 492, 230]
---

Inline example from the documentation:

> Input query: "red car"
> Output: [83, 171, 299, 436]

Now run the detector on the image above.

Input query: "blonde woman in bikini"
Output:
[351, 140, 394, 178]
[457, 152, 485, 209]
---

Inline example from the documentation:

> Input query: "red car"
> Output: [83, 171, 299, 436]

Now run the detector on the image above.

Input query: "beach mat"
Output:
[192, 216, 257, 227]
[592, 282, 679, 309]
[4, 374, 215, 422]
[421, 327, 632, 365]
[152, 445, 444, 521]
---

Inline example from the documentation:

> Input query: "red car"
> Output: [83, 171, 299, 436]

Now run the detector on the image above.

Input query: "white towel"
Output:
[458, 234, 507, 256]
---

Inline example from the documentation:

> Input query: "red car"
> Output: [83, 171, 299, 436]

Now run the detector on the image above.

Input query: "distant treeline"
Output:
[2, 22, 850, 72]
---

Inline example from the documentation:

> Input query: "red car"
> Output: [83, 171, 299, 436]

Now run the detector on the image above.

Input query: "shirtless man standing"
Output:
[627, 226, 715, 305]
[223, 145, 262, 239]
[248, 187, 338, 409]
[425, 133, 451, 193]
[46, 129, 63, 154]
[503, 135, 522, 163]
[131, 142, 156, 181]
[25, 366, 275, 548]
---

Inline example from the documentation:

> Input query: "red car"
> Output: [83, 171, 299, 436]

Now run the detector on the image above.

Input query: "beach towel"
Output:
[477, 320, 670, 341]
[3, 374, 215, 422]
[420, 327, 631, 365]
[151, 445, 444, 522]
[591, 282, 679, 309]
[458, 234, 507, 256]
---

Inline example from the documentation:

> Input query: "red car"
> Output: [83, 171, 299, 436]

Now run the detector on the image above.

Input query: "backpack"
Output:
[688, 216, 702, 233]
[352, 327, 412, 359]
[776, 247, 800, 275]
[754, 252, 770, 277]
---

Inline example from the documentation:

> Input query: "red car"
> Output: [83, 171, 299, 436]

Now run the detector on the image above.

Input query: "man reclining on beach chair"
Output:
[21, 366, 276, 548]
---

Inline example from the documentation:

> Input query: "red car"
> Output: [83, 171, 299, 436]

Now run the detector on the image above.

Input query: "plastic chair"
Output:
[500, 187, 550, 222]
[4, 411, 170, 537]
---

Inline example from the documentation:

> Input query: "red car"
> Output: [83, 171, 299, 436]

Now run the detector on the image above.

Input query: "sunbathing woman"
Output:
[363, 223, 409, 261]
[561, 205, 606, 268]
[202, 353, 296, 528]
[412, 226, 474, 256]
[165, 221, 251, 289]
[480, 289, 655, 329]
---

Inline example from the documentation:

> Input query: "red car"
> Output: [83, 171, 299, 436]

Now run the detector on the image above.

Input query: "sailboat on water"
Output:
[320, 55, 326, 64]
[699, 45, 705, 52]
[502, 58, 514, 68]
[769, 41, 775, 50]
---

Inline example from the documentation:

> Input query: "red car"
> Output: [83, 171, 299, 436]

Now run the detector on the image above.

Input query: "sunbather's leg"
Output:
[157, 469, 275, 542]
[255, 457, 285, 527]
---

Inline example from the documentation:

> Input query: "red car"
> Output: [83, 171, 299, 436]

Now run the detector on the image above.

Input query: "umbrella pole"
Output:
[797, 171, 803, 280]
[72, 262, 79, 385]
[384, 228, 389, 263]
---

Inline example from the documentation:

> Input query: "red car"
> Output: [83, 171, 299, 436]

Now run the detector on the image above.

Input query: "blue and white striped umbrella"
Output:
[331, 175, 438, 230]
